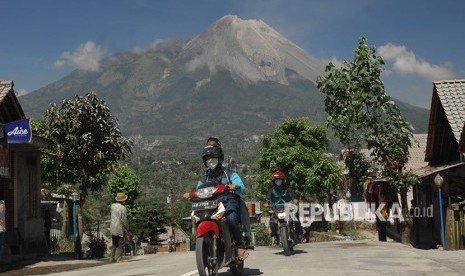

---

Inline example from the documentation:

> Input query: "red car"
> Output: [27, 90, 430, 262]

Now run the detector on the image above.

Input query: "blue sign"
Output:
[4, 118, 32, 143]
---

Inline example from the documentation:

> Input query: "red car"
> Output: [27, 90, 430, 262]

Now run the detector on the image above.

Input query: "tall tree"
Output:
[42, 91, 132, 249]
[255, 117, 341, 201]
[43, 91, 133, 204]
[316, 36, 416, 242]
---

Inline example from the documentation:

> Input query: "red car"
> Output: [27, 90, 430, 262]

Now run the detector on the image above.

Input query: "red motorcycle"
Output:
[189, 182, 244, 276]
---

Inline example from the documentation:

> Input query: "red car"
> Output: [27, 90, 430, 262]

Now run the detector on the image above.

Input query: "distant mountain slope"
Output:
[18, 15, 429, 152]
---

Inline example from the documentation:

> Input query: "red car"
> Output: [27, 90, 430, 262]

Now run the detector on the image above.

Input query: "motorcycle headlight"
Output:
[277, 212, 287, 220]
[195, 187, 216, 199]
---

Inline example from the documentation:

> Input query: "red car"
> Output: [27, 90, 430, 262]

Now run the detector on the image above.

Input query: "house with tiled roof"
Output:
[411, 79, 465, 250]
[0, 81, 50, 261]
[338, 134, 428, 201]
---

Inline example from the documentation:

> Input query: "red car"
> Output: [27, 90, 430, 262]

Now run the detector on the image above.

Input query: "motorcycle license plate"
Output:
[192, 200, 218, 211]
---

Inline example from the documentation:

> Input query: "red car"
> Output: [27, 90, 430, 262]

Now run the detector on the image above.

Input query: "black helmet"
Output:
[202, 145, 224, 167]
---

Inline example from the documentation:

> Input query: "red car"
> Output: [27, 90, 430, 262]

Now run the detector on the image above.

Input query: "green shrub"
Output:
[251, 223, 272, 246]
[49, 235, 60, 254]
[86, 232, 107, 259]
[50, 237, 74, 254]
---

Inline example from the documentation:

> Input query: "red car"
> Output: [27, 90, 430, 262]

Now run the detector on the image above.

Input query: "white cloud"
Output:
[54, 41, 105, 71]
[16, 88, 29, 96]
[378, 44, 455, 81]
[321, 56, 343, 68]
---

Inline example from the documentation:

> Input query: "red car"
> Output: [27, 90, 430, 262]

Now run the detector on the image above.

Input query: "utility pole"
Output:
[170, 185, 175, 241]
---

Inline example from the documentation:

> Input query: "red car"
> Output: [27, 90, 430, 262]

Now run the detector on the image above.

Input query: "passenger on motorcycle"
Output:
[264, 170, 304, 244]
[184, 144, 249, 260]
[205, 137, 253, 250]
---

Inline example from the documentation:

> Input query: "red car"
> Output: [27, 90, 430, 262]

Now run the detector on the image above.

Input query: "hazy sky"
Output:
[1, 0, 464, 108]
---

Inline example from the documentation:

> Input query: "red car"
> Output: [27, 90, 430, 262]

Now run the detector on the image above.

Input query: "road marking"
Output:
[180, 270, 198, 276]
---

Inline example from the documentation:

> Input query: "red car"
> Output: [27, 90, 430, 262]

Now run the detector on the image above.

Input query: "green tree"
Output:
[108, 165, 142, 207]
[307, 155, 344, 204]
[43, 91, 133, 204]
[316, 36, 416, 242]
[255, 117, 341, 201]
[42, 91, 132, 248]
[106, 165, 169, 244]
[127, 206, 168, 245]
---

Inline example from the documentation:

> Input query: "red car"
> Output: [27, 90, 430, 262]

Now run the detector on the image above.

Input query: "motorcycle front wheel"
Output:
[196, 234, 218, 276]
[280, 225, 292, 256]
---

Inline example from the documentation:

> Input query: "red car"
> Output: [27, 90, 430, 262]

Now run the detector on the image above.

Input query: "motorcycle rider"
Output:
[205, 137, 253, 250]
[264, 170, 304, 244]
[183, 144, 249, 260]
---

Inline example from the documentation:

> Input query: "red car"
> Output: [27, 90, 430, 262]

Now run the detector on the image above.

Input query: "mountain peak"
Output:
[179, 15, 324, 86]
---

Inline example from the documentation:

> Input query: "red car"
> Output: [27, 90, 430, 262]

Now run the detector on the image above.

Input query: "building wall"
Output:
[413, 165, 465, 249]
[13, 149, 47, 254]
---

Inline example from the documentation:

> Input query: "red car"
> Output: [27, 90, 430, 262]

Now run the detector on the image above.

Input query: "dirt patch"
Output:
[304, 229, 378, 243]
[307, 231, 346, 243]
[2, 262, 106, 275]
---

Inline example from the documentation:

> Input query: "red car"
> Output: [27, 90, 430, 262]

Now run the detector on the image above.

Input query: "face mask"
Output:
[206, 158, 219, 170]
[274, 179, 283, 186]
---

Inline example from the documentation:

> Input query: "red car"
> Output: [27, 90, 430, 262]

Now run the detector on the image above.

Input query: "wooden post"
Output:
[170, 185, 175, 241]
[61, 200, 68, 238]
[445, 208, 454, 250]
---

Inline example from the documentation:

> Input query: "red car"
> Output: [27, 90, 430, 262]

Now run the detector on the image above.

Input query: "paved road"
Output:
[7, 240, 465, 276]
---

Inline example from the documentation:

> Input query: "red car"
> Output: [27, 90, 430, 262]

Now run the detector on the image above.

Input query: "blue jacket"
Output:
[197, 166, 245, 196]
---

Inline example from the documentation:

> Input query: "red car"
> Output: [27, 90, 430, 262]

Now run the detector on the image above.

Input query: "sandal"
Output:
[237, 247, 249, 261]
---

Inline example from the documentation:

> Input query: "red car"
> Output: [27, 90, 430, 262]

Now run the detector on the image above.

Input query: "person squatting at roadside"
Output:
[264, 170, 304, 244]
[205, 137, 253, 250]
[184, 144, 249, 260]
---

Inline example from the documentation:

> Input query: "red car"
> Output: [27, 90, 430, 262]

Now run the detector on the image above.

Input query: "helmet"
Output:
[272, 170, 286, 186]
[272, 170, 286, 180]
[202, 145, 224, 168]
[206, 137, 221, 146]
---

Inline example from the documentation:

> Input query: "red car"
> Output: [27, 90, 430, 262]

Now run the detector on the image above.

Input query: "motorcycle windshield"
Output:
[197, 181, 218, 189]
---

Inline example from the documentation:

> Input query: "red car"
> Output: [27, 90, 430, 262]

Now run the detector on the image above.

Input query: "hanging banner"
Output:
[4, 118, 32, 144]
[0, 143, 9, 178]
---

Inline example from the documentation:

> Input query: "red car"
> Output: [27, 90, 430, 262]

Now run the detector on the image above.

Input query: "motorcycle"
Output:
[189, 182, 245, 276]
[269, 201, 297, 256]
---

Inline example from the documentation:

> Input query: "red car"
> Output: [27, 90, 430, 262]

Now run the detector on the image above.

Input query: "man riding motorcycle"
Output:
[184, 144, 249, 260]
[264, 170, 304, 244]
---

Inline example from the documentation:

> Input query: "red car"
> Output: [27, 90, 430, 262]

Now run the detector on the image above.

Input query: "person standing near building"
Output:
[0, 200, 6, 260]
[110, 192, 128, 262]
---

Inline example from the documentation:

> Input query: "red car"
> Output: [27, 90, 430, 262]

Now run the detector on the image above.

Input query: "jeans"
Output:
[221, 196, 243, 247]
[239, 199, 251, 237]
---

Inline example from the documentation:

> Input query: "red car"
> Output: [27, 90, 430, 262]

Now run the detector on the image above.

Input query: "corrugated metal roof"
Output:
[414, 160, 465, 178]
[434, 79, 465, 143]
